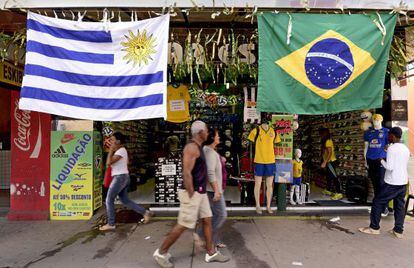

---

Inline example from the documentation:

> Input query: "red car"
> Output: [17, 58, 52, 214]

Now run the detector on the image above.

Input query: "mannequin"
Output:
[290, 149, 303, 205]
[363, 114, 389, 215]
[248, 115, 281, 214]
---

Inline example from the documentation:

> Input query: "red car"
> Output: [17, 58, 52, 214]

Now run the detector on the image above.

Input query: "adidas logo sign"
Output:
[52, 145, 68, 158]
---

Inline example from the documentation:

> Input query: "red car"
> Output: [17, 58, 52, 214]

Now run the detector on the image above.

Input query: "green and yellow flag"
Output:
[257, 13, 396, 114]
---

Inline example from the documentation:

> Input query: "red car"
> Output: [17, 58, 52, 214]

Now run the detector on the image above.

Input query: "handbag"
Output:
[103, 166, 112, 188]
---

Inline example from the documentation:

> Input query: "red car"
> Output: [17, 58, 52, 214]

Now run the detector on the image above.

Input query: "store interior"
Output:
[98, 80, 392, 208]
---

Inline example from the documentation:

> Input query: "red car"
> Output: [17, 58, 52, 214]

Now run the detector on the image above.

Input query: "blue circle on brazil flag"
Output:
[305, 38, 354, 90]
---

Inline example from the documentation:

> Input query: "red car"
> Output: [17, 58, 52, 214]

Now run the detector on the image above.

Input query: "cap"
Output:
[372, 114, 383, 121]
[389, 127, 402, 139]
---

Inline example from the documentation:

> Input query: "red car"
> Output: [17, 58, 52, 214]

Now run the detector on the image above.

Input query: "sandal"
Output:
[216, 243, 227, 248]
[99, 224, 116, 231]
[143, 210, 154, 224]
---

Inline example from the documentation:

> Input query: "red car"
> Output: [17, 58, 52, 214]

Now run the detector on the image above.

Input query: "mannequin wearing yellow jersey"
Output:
[248, 120, 281, 214]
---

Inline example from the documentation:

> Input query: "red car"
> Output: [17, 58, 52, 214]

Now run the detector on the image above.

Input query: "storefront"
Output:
[1, 1, 413, 218]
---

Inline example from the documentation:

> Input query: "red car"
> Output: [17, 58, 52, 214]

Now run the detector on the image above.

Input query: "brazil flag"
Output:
[257, 13, 397, 114]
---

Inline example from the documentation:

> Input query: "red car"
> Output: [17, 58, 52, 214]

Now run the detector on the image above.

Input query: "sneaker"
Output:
[153, 248, 173, 268]
[289, 200, 296, 205]
[381, 208, 389, 217]
[331, 193, 343, 200]
[256, 207, 262, 215]
[389, 230, 403, 239]
[143, 210, 154, 224]
[322, 189, 333, 196]
[99, 224, 116, 231]
[205, 251, 230, 263]
[358, 227, 380, 235]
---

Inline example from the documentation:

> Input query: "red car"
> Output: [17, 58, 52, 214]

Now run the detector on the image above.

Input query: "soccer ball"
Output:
[292, 121, 299, 131]
[360, 111, 372, 122]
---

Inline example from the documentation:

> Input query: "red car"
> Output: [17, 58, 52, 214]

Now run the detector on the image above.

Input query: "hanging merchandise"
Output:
[257, 13, 397, 115]
[243, 87, 261, 123]
[166, 84, 191, 123]
[19, 12, 170, 121]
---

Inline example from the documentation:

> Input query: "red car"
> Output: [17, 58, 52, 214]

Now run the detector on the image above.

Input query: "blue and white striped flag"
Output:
[19, 12, 170, 121]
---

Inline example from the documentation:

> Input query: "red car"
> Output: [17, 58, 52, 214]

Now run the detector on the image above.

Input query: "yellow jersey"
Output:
[248, 126, 281, 164]
[293, 159, 303, 178]
[323, 139, 337, 162]
[166, 85, 191, 123]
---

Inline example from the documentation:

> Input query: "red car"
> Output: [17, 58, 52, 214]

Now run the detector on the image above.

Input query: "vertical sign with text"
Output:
[50, 131, 93, 220]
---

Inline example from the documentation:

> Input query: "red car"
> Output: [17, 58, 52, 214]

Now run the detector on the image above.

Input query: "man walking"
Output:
[153, 121, 230, 267]
[359, 127, 410, 238]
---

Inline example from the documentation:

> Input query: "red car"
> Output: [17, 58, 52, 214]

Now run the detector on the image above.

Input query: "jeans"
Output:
[370, 183, 407, 234]
[367, 158, 388, 213]
[367, 158, 385, 197]
[106, 174, 146, 226]
[197, 192, 227, 245]
[326, 161, 341, 193]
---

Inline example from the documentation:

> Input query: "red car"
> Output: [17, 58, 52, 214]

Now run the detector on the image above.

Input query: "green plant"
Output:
[388, 29, 413, 79]
[0, 29, 26, 65]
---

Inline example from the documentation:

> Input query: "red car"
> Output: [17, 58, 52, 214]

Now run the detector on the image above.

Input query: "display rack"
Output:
[294, 111, 370, 195]
[155, 157, 183, 203]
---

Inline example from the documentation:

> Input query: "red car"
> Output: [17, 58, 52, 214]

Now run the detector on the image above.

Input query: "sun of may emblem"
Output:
[121, 29, 157, 67]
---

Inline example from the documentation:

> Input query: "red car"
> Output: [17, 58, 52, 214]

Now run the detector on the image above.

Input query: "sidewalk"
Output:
[1, 208, 414, 268]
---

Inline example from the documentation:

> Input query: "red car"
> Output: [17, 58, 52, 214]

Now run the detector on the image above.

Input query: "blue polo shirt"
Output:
[364, 127, 389, 160]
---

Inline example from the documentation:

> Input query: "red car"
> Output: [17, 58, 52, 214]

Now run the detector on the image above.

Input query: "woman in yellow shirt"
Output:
[319, 128, 343, 200]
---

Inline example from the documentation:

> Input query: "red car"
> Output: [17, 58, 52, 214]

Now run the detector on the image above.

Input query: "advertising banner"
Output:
[50, 131, 93, 220]
[272, 115, 294, 160]
[9, 90, 51, 220]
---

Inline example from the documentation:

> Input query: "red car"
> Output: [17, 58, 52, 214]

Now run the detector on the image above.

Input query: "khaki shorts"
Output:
[177, 190, 212, 229]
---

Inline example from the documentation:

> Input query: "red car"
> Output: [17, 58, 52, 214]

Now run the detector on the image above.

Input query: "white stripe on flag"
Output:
[19, 98, 165, 121]
[22, 75, 165, 99]
[25, 52, 166, 77]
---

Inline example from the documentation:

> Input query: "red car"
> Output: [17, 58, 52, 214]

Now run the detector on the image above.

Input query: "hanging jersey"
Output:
[166, 85, 191, 123]
[293, 159, 303, 178]
[364, 127, 389, 160]
[323, 139, 337, 162]
[248, 126, 281, 164]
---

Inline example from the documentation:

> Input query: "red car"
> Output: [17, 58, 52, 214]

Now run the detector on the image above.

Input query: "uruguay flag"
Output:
[19, 12, 170, 121]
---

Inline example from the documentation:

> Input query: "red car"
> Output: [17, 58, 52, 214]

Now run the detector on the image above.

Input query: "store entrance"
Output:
[104, 103, 389, 209]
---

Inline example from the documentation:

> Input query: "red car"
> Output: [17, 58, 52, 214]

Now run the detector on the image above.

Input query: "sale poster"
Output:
[271, 115, 294, 160]
[50, 131, 93, 220]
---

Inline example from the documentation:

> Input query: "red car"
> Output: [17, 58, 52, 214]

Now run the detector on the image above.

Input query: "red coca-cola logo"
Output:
[13, 100, 31, 152]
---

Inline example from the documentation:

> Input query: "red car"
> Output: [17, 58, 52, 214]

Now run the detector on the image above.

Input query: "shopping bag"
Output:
[104, 166, 112, 188]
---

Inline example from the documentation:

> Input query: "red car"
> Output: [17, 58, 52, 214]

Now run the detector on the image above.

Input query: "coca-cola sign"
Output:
[9, 90, 51, 220]
[13, 99, 31, 152]
[12, 99, 42, 159]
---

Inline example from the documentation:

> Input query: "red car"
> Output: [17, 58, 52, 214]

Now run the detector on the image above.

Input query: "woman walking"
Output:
[194, 128, 228, 248]
[100, 132, 152, 231]
[319, 128, 343, 200]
